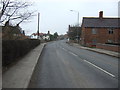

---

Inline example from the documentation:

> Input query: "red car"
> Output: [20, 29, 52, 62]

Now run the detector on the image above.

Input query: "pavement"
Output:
[68, 42, 119, 58]
[2, 43, 46, 88]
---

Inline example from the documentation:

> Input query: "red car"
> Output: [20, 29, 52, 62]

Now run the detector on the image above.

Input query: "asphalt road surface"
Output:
[28, 40, 118, 88]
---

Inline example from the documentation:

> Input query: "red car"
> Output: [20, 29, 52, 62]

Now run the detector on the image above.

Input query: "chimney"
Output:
[99, 11, 103, 19]
[48, 31, 50, 35]
[69, 25, 70, 28]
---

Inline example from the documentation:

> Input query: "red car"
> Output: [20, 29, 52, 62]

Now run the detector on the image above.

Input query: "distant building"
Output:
[31, 31, 50, 41]
[31, 33, 44, 39]
[42, 34, 50, 40]
[81, 11, 120, 47]
[2, 22, 26, 40]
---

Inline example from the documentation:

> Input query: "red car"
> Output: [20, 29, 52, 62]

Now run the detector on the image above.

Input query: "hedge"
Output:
[2, 39, 40, 67]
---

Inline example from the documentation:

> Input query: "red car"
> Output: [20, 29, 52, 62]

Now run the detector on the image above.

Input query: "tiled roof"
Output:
[32, 33, 45, 36]
[82, 17, 120, 28]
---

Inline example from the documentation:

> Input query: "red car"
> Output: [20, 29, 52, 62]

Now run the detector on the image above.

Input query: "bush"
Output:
[2, 39, 40, 67]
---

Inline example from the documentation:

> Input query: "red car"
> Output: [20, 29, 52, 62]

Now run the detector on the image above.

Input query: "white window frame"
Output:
[108, 28, 114, 34]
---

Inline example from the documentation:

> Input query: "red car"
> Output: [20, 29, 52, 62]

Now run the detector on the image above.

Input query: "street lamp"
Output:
[70, 10, 79, 26]
[70, 10, 79, 43]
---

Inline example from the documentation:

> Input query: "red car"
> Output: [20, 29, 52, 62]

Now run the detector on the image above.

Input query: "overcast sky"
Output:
[20, 0, 119, 35]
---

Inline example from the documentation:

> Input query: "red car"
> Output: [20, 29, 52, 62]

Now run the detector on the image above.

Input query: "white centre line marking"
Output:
[69, 52, 78, 57]
[84, 60, 115, 78]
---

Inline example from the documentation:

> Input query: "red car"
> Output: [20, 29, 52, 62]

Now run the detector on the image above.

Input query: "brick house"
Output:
[2, 21, 26, 40]
[81, 11, 120, 47]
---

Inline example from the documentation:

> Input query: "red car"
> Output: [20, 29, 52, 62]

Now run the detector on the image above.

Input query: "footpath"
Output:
[68, 42, 119, 58]
[3, 43, 46, 88]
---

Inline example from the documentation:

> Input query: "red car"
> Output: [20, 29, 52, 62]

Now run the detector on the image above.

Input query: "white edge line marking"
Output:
[62, 48, 65, 50]
[62, 48, 67, 51]
[84, 60, 115, 78]
[69, 52, 78, 57]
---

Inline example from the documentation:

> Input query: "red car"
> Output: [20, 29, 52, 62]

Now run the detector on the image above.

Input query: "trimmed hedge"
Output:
[2, 39, 40, 67]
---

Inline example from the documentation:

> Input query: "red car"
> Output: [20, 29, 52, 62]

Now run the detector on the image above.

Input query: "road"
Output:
[28, 40, 118, 88]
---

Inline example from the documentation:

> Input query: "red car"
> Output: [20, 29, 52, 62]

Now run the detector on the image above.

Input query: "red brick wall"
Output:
[81, 27, 120, 47]
[96, 43, 119, 52]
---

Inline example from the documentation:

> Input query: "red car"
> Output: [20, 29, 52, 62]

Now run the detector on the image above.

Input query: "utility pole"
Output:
[37, 13, 40, 39]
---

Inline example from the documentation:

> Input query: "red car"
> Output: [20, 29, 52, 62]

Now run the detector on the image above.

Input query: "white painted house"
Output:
[31, 32, 50, 41]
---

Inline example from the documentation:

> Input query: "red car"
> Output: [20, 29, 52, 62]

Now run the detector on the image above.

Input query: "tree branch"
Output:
[0, 0, 34, 25]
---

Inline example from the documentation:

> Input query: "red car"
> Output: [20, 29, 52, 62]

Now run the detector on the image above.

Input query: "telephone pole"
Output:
[37, 13, 40, 39]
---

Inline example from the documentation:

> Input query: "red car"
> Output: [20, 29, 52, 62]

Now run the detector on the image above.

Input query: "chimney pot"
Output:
[99, 11, 103, 19]
[48, 31, 50, 34]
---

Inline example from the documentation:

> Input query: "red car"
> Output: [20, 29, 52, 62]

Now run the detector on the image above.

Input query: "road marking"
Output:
[84, 60, 115, 78]
[62, 48, 67, 51]
[69, 52, 78, 57]
[61, 47, 78, 57]
[62, 48, 65, 50]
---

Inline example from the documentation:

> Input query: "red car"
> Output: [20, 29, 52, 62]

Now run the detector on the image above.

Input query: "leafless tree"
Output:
[0, 0, 35, 25]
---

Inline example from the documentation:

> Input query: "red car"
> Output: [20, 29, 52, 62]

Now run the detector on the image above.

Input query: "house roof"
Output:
[82, 17, 120, 28]
[32, 33, 45, 36]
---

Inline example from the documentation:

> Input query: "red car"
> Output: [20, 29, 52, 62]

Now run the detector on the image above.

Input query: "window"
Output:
[92, 28, 97, 34]
[108, 29, 114, 34]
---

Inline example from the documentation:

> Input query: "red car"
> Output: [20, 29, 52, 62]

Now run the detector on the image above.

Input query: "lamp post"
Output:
[70, 10, 79, 43]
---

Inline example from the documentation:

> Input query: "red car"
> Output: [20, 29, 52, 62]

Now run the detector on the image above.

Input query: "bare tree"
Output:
[0, 0, 34, 25]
